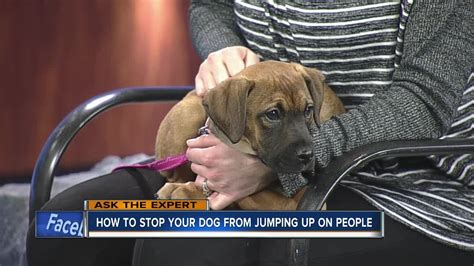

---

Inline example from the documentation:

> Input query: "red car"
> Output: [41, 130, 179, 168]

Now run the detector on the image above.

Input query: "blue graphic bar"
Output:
[36, 211, 85, 238]
[86, 211, 384, 238]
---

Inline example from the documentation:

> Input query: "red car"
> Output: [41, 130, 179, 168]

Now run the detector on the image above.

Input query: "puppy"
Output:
[155, 61, 345, 210]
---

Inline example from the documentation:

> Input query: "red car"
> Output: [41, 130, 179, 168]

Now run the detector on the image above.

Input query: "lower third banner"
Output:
[85, 211, 384, 238]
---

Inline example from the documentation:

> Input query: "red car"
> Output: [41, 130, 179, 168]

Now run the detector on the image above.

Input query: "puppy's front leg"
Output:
[157, 182, 206, 200]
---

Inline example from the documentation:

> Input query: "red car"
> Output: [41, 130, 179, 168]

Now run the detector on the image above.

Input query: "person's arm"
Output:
[189, 0, 246, 60]
[279, 1, 474, 196]
[189, 0, 259, 96]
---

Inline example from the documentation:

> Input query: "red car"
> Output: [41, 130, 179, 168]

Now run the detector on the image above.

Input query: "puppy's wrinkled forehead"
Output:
[240, 61, 312, 111]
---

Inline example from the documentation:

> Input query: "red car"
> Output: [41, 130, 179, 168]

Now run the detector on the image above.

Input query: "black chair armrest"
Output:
[29, 86, 474, 266]
[289, 138, 474, 266]
[29, 86, 193, 222]
[301, 139, 474, 211]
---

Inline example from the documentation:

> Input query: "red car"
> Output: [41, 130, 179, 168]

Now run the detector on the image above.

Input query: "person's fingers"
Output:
[190, 161, 211, 176]
[195, 175, 219, 206]
[224, 59, 245, 77]
[208, 193, 235, 210]
[196, 60, 213, 97]
[195, 46, 259, 98]
[208, 57, 231, 85]
[197, 59, 218, 92]
[186, 135, 222, 167]
[194, 175, 206, 188]
[195, 175, 216, 193]
[244, 50, 260, 67]
[202, 72, 217, 92]
[222, 49, 246, 76]
[186, 148, 213, 167]
[195, 76, 205, 97]
[186, 134, 221, 148]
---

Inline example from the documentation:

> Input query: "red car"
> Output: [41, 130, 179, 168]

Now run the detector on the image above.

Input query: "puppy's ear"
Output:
[202, 78, 255, 143]
[292, 64, 325, 126]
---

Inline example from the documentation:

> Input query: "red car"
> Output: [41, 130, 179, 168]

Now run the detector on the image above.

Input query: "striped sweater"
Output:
[189, 0, 473, 250]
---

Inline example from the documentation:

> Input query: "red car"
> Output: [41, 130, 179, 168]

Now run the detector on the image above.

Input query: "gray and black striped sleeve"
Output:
[310, 1, 473, 168]
[188, 0, 474, 196]
[278, 1, 474, 196]
[189, 0, 246, 60]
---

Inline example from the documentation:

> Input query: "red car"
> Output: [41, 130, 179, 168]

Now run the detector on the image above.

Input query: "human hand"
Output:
[195, 46, 260, 97]
[186, 134, 275, 210]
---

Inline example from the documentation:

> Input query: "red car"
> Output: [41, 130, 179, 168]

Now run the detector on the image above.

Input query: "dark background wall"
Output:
[0, 0, 200, 179]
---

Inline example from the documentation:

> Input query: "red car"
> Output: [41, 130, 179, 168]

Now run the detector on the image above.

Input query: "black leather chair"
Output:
[28, 87, 474, 266]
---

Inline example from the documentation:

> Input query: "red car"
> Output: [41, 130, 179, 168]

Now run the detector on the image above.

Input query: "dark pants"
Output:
[27, 168, 472, 266]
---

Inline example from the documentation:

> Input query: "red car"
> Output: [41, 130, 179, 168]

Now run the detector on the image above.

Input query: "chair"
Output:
[28, 86, 474, 266]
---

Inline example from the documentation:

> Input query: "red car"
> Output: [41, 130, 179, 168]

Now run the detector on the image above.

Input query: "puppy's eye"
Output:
[304, 105, 314, 118]
[265, 109, 280, 121]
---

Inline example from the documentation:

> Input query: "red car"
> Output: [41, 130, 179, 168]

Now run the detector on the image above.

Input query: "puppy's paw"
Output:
[157, 182, 206, 200]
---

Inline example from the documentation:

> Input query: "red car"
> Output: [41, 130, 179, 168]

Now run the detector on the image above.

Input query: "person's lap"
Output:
[136, 186, 472, 266]
[26, 168, 164, 266]
[27, 168, 472, 266]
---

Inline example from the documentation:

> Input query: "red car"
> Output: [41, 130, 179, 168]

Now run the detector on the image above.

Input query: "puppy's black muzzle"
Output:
[259, 112, 316, 173]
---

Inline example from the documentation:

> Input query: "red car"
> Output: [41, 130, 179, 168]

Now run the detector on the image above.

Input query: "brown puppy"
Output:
[155, 61, 345, 210]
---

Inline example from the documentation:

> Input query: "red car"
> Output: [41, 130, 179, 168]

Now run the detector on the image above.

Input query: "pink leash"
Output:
[112, 123, 210, 172]
[112, 153, 188, 172]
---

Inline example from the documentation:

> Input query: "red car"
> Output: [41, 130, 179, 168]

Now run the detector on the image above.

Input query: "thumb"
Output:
[208, 193, 235, 210]
[186, 134, 220, 148]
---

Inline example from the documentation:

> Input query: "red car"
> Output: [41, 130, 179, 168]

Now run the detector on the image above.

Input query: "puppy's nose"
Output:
[296, 149, 314, 164]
